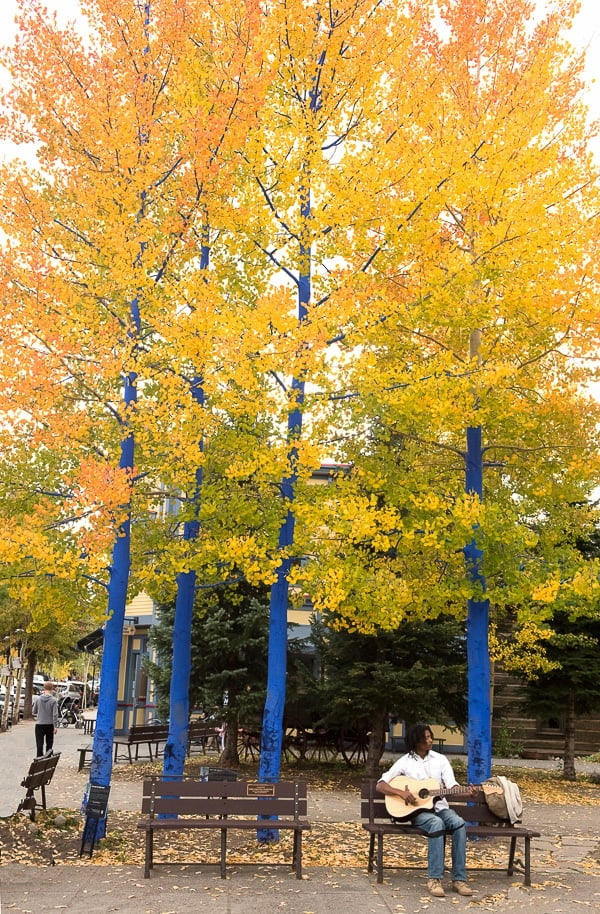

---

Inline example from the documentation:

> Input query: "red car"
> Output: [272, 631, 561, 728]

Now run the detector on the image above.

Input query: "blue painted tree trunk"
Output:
[465, 424, 492, 785]
[257, 58, 317, 838]
[84, 2, 149, 842]
[257, 239, 309, 843]
[256, 494, 296, 842]
[162, 379, 204, 780]
[162, 564, 195, 779]
[85, 366, 138, 840]
[259, 509, 296, 779]
[162, 237, 208, 781]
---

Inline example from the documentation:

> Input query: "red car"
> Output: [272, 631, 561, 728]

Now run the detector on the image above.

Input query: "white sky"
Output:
[0, 0, 599, 154]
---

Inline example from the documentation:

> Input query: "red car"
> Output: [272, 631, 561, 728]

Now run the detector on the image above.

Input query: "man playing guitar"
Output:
[376, 722, 478, 898]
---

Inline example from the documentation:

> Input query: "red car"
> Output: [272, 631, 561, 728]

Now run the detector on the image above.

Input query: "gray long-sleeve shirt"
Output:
[33, 691, 59, 727]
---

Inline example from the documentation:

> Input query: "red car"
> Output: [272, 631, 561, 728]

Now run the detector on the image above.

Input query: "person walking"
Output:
[32, 681, 59, 757]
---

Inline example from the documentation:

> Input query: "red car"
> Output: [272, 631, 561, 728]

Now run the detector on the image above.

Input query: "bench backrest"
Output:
[188, 721, 219, 739]
[447, 798, 508, 826]
[141, 778, 308, 820]
[129, 722, 212, 742]
[361, 779, 390, 822]
[128, 724, 169, 742]
[22, 753, 61, 789]
[360, 779, 506, 827]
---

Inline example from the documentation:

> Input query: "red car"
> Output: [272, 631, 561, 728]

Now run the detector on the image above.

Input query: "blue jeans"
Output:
[412, 807, 467, 881]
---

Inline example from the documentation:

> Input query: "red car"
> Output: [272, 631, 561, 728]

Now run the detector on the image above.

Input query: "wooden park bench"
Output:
[81, 708, 97, 736]
[78, 721, 219, 770]
[113, 724, 170, 763]
[17, 753, 61, 821]
[77, 743, 93, 771]
[138, 777, 311, 879]
[187, 720, 221, 755]
[361, 779, 541, 886]
[78, 723, 170, 768]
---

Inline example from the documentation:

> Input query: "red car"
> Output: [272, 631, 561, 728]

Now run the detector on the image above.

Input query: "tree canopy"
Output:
[0, 0, 598, 657]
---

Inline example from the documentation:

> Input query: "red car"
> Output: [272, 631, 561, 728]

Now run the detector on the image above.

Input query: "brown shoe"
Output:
[452, 881, 473, 896]
[427, 879, 446, 897]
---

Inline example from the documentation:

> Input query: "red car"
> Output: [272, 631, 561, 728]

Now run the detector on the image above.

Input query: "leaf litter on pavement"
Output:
[0, 759, 598, 876]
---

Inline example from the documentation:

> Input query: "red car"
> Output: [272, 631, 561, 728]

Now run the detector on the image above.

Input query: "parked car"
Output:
[57, 681, 85, 699]
[1, 683, 41, 719]
[0, 686, 15, 719]
[21, 683, 42, 714]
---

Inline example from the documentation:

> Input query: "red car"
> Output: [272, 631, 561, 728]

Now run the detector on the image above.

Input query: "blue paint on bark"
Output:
[465, 425, 491, 785]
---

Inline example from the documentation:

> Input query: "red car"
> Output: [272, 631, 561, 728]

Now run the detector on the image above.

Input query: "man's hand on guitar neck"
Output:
[448, 783, 481, 799]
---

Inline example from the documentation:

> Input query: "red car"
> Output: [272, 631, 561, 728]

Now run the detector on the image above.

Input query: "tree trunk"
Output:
[87, 355, 138, 838]
[465, 422, 492, 787]
[220, 709, 240, 767]
[562, 692, 577, 780]
[162, 566, 195, 779]
[258, 138, 311, 799]
[89, 515, 132, 833]
[364, 709, 389, 778]
[22, 650, 36, 721]
[1, 655, 14, 730]
[163, 282, 206, 780]
[258, 558, 291, 788]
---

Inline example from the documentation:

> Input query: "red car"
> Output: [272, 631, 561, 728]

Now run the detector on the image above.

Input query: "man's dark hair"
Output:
[405, 722, 433, 755]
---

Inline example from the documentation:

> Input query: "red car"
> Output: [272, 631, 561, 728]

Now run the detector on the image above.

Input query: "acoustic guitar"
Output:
[383, 776, 488, 821]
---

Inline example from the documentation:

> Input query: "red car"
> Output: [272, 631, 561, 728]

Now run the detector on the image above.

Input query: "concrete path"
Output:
[1, 720, 599, 913]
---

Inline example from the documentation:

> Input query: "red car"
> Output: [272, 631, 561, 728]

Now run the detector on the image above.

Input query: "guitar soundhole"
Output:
[418, 789, 429, 799]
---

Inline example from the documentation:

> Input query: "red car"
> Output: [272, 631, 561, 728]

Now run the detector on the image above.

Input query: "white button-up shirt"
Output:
[380, 750, 459, 811]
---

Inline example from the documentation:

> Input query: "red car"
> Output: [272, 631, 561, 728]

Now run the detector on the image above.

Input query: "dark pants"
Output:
[35, 723, 55, 757]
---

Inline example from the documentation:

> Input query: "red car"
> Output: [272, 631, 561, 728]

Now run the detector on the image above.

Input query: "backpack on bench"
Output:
[481, 775, 523, 824]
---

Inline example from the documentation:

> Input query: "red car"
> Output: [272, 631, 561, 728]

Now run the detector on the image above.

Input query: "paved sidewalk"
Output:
[2, 861, 598, 914]
[1, 721, 599, 913]
[0, 719, 139, 816]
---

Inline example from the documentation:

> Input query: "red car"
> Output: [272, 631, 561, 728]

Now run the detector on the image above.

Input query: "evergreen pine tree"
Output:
[147, 580, 270, 766]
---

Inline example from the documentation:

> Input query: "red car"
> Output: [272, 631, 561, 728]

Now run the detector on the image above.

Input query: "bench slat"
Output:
[138, 818, 311, 831]
[114, 725, 169, 742]
[143, 797, 308, 817]
[142, 780, 306, 799]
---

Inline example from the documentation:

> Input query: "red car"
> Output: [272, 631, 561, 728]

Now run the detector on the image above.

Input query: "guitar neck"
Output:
[435, 785, 471, 799]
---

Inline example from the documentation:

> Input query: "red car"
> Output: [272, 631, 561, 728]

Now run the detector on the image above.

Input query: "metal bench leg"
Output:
[294, 829, 303, 879]
[220, 828, 227, 878]
[376, 833, 384, 884]
[507, 836, 517, 876]
[144, 828, 153, 878]
[524, 837, 531, 886]
[367, 833, 375, 873]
